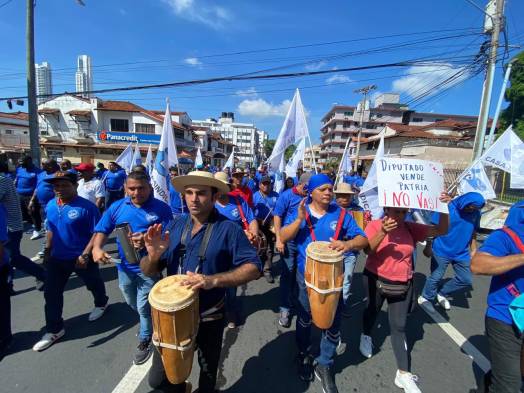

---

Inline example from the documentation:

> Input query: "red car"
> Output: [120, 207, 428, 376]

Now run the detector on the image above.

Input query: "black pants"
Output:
[0, 264, 11, 344]
[149, 317, 225, 393]
[486, 316, 523, 393]
[259, 223, 275, 273]
[19, 194, 42, 231]
[362, 270, 413, 371]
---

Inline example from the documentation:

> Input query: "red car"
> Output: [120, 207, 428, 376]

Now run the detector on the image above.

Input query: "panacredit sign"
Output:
[97, 130, 161, 144]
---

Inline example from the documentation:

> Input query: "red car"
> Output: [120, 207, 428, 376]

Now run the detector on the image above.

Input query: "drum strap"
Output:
[152, 336, 196, 352]
[304, 280, 343, 294]
[234, 196, 250, 231]
[178, 215, 216, 274]
[305, 208, 346, 241]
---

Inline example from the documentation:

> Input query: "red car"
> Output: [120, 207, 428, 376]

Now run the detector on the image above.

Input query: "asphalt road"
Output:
[2, 233, 494, 393]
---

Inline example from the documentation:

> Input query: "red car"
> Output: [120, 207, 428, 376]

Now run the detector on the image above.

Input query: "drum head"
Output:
[306, 241, 344, 263]
[149, 275, 196, 312]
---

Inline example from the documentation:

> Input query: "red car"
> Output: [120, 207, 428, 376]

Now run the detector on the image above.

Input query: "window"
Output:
[135, 123, 155, 134]
[412, 117, 423, 122]
[344, 111, 354, 116]
[435, 118, 445, 122]
[4, 129, 13, 134]
[110, 119, 129, 132]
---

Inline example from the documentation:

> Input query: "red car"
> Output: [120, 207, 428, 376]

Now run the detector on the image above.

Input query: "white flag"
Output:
[274, 154, 286, 193]
[510, 135, 524, 189]
[223, 148, 234, 170]
[145, 144, 154, 176]
[195, 147, 203, 168]
[285, 138, 306, 179]
[267, 89, 309, 169]
[481, 126, 522, 173]
[360, 133, 384, 194]
[130, 143, 142, 172]
[358, 133, 385, 219]
[339, 145, 353, 182]
[459, 160, 496, 200]
[115, 143, 134, 174]
[151, 101, 179, 203]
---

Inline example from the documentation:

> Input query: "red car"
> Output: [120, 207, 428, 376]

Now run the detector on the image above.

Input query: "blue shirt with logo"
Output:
[215, 195, 255, 228]
[169, 182, 186, 216]
[46, 196, 100, 260]
[35, 172, 56, 206]
[273, 188, 303, 226]
[161, 211, 262, 312]
[94, 196, 173, 274]
[104, 169, 127, 191]
[287, 204, 366, 273]
[479, 229, 524, 326]
[16, 166, 40, 195]
[253, 190, 279, 222]
[0, 206, 8, 267]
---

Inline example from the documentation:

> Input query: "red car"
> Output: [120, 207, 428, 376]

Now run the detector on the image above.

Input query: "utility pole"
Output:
[471, 0, 505, 160]
[26, 0, 40, 166]
[353, 84, 376, 172]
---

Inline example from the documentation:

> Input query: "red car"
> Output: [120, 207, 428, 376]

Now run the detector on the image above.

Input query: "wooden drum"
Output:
[149, 275, 199, 385]
[350, 210, 366, 231]
[304, 241, 344, 329]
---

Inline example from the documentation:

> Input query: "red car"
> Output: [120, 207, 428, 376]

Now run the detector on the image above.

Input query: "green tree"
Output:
[263, 139, 297, 161]
[500, 51, 524, 140]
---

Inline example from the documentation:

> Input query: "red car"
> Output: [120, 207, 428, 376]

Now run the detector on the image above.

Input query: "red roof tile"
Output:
[0, 111, 28, 120]
[96, 100, 144, 112]
[67, 110, 91, 116]
[38, 108, 60, 115]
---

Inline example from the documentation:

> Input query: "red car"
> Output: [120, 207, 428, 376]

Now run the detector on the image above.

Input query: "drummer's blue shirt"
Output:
[215, 195, 255, 228]
[273, 187, 303, 226]
[104, 169, 126, 191]
[287, 204, 366, 274]
[94, 196, 173, 274]
[161, 211, 262, 312]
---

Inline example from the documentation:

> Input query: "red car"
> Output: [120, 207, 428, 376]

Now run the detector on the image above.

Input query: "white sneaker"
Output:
[30, 230, 42, 240]
[359, 334, 373, 358]
[88, 304, 108, 321]
[436, 293, 451, 310]
[32, 329, 65, 352]
[417, 296, 436, 314]
[395, 370, 422, 392]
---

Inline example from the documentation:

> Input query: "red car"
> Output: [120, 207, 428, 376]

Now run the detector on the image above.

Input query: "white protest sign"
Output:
[377, 158, 448, 213]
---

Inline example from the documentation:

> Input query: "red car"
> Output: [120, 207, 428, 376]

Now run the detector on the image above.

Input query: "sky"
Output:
[0, 0, 523, 143]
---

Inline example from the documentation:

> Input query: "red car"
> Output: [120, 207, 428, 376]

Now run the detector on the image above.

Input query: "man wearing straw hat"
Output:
[141, 170, 262, 393]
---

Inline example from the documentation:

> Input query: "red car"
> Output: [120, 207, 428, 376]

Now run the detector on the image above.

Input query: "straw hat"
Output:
[214, 171, 232, 185]
[171, 170, 230, 194]
[333, 182, 355, 195]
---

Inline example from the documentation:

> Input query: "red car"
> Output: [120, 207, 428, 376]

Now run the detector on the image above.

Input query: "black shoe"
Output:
[314, 364, 339, 393]
[297, 352, 314, 382]
[264, 271, 274, 284]
[133, 340, 152, 365]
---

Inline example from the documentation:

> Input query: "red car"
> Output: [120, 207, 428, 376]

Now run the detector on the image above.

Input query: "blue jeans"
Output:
[118, 268, 159, 342]
[342, 254, 357, 305]
[422, 254, 473, 301]
[279, 240, 297, 313]
[295, 271, 342, 367]
[6, 230, 46, 281]
[44, 258, 108, 333]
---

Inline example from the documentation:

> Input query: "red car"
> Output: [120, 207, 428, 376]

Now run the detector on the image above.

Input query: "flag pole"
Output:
[334, 135, 352, 185]
[306, 132, 318, 173]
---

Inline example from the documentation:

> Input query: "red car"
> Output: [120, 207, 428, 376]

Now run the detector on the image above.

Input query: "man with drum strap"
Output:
[280, 174, 368, 393]
[140, 170, 262, 393]
[273, 171, 312, 328]
[92, 171, 173, 365]
[253, 175, 279, 283]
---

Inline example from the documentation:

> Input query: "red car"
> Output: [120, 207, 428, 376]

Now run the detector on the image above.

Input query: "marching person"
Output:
[214, 171, 259, 328]
[92, 171, 173, 365]
[229, 168, 254, 207]
[359, 197, 450, 393]
[253, 175, 279, 283]
[169, 166, 186, 218]
[15, 155, 41, 239]
[59, 159, 78, 175]
[280, 173, 368, 393]
[472, 200, 524, 393]
[75, 163, 106, 210]
[0, 205, 11, 356]
[273, 172, 312, 328]
[246, 167, 259, 193]
[32, 172, 109, 352]
[418, 192, 485, 313]
[95, 162, 108, 179]
[140, 170, 262, 393]
[104, 161, 127, 208]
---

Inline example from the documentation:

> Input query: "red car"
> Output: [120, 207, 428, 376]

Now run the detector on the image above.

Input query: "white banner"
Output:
[377, 158, 448, 213]
[145, 144, 154, 176]
[458, 160, 496, 200]
[115, 143, 133, 173]
[223, 148, 234, 170]
[285, 137, 305, 178]
[360, 134, 384, 194]
[510, 135, 524, 189]
[481, 126, 520, 172]
[195, 147, 203, 168]
[274, 154, 286, 193]
[130, 143, 142, 172]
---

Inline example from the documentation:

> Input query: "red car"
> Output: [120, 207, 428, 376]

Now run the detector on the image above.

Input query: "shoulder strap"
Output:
[180, 216, 192, 247]
[333, 208, 346, 241]
[197, 222, 215, 270]
[502, 226, 524, 253]
[305, 209, 317, 241]
[234, 196, 249, 231]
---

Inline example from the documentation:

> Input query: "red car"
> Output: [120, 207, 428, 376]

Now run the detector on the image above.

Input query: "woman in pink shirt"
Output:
[359, 200, 450, 393]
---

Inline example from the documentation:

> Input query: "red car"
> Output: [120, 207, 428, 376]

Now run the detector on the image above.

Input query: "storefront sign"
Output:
[97, 130, 161, 144]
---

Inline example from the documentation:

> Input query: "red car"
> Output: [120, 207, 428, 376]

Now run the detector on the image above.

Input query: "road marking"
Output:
[420, 307, 491, 373]
[111, 357, 152, 393]
[31, 255, 40, 261]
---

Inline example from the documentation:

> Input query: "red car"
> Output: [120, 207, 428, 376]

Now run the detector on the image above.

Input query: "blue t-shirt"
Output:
[161, 212, 262, 312]
[95, 168, 108, 179]
[288, 204, 366, 273]
[16, 166, 39, 195]
[46, 196, 100, 260]
[343, 175, 357, 186]
[215, 195, 255, 228]
[94, 196, 173, 273]
[104, 170, 127, 191]
[353, 176, 365, 188]
[431, 203, 480, 261]
[35, 172, 56, 206]
[273, 188, 303, 226]
[246, 177, 258, 193]
[169, 182, 186, 216]
[253, 191, 279, 222]
[0, 205, 8, 267]
[479, 229, 524, 326]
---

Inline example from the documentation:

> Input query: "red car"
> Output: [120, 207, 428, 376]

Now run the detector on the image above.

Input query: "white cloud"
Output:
[237, 98, 292, 118]
[184, 57, 202, 67]
[236, 87, 258, 97]
[391, 63, 469, 98]
[326, 74, 352, 85]
[305, 61, 327, 71]
[162, 0, 231, 30]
